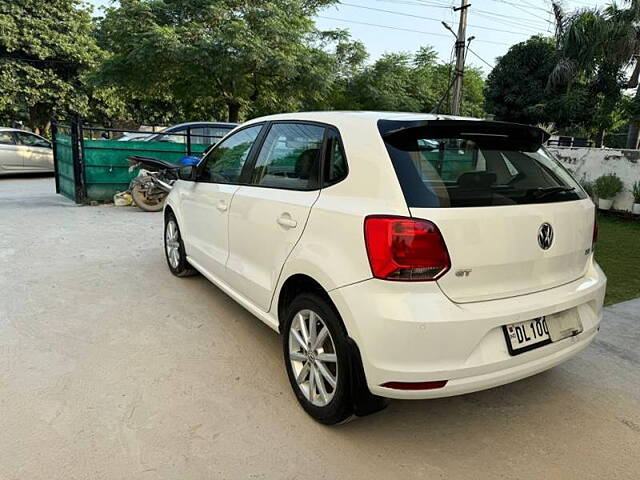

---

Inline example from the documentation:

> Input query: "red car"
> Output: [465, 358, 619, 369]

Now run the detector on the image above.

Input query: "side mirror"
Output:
[177, 165, 196, 181]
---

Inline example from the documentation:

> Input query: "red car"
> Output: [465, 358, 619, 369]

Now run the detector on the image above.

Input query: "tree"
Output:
[94, 0, 341, 123]
[549, 3, 640, 146]
[337, 47, 485, 116]
[484, 36, 559, 125]
[0, 0, 101, 132]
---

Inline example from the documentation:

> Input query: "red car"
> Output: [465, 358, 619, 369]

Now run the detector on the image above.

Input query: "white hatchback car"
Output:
[164, 112, 606, 424]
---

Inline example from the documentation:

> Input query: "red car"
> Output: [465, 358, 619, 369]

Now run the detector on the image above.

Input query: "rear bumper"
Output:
[330, 260, 606, 400]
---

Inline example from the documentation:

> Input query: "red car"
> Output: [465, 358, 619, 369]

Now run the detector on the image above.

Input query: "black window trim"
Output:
[240, 119, 349, 192]
[194, 122, 267, 185]
[322, 126, 349, 189]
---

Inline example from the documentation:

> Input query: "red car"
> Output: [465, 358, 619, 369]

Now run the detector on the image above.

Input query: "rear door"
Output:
[14, 131, 53, 171]
[225, 122, 325, 311]
[379, 120, 593, 303]
[0, 131, 20, 171]
[179, 124, 263, 279]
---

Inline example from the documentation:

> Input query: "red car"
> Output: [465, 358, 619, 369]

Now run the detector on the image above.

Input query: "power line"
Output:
[317, 15, 452, 38]
[519, 0, 553, 12]
[368, 0, 448, 7]
[489, 0, 553, 18]
[373, 0, 553, 31]
[474, 9, 550, 26]
[468, 47, 494, 69]
[317, 15, 511, 45]
[490, 0, 553, 24]
[338, 2, 537, 36]
[473, 10, 549, 31]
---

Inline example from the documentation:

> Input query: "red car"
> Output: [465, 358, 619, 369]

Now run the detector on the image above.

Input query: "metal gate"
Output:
[52, 120, 218, 203]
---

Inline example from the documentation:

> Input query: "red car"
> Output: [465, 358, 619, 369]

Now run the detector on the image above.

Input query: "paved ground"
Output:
[1, 176, 639, 480]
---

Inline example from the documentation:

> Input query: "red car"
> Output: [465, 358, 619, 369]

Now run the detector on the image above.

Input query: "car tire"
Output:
[164, 213, 197, 277]
[283, 293, 353, 424]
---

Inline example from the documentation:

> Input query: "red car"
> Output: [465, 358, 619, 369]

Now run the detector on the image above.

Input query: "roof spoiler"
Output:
[378, 119, 550, 146]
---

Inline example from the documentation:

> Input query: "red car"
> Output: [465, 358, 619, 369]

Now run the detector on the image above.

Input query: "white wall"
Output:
[549, 146, 640, 211]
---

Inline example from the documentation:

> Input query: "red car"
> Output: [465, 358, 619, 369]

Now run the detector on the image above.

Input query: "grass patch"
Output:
[595, 214, 640, 306]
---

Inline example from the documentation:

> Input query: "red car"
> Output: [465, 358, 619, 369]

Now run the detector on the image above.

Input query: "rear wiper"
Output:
[529, 186, 575, 199]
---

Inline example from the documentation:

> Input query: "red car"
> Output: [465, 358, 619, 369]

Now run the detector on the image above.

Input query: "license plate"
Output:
[503, 317, 552, 355]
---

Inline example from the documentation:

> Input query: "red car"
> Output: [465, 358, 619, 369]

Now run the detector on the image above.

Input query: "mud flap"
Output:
[346, 338, 389, 417]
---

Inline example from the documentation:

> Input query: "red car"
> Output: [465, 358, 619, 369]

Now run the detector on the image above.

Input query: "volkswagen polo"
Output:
[163, 112, 606, 424]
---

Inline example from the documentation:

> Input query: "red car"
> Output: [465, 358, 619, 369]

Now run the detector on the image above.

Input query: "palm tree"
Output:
[619, 1, 640, 148]
[549, 2, 640, 147]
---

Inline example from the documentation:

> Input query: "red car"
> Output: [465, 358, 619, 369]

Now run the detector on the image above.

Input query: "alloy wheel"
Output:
[165, 219, 181, 269]
[288, 309, 338, 407]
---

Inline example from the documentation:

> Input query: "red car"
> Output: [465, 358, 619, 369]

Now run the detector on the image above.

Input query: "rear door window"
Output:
[379, 120, 586, 208]
[15, 132, 50, 148]
[155, 127, 187, 143]
[248, 123, 325, 190]
[190, 126, 233, 145]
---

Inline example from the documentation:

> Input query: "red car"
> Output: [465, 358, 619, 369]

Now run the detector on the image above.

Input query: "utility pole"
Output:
[451, 0, 470, 116]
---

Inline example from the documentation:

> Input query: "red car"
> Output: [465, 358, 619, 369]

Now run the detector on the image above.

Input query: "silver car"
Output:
[0, 128, 54, 175]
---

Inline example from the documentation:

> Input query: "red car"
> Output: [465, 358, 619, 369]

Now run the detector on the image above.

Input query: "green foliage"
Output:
[594, 173, 624, 199]
[594, 215, 640, 305]
[580, 177, 595, 197]
[336, 47, 485, 116]
[548, 3, 640, 145]
[0, 0, 101, 132]
[484, 36, 558, 125]
[2, 0, 487, 128]
[632, 181, 640, 203]
[94, 0, 347, 122]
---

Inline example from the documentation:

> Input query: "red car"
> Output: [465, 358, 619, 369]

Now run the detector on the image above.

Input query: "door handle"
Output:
[216, 200, 228, 212]
[277, 214, 298, 229]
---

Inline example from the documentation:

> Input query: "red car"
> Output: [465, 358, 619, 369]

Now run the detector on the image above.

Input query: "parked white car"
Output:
[0, 128, 54, 175]
[163, 112, 606, 424]
[117, 122, 237, 144]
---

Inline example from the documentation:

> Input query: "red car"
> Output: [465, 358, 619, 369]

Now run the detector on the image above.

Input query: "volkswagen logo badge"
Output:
[538, 223, 554, 250]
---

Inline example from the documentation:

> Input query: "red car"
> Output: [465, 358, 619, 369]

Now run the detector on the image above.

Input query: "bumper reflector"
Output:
[381, 380, 448, 390]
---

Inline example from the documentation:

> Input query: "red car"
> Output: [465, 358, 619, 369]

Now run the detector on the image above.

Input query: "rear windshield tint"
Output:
[378, 120, 586, 208]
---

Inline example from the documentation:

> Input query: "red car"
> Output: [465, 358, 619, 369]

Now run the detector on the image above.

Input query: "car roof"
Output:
[0, 128, 47, 137]
[242, 111, 481, 128]
[163, 121, 238, 131]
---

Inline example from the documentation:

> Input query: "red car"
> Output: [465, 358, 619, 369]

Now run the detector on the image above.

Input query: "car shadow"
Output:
[0, 172, 54, 179]
[188, 271, 575, 426]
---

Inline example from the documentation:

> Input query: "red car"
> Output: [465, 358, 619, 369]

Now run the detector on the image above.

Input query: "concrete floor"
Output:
[1, 176, 639, 480]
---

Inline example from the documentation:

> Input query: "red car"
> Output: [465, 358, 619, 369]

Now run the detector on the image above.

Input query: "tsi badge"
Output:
[455, 269, 472, 278]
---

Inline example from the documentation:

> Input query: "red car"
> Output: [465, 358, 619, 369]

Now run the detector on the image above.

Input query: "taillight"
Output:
[593, 216, 598, 247]
[364, 216, 451, 281]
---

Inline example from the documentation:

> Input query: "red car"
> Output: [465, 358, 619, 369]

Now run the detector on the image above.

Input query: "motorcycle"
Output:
[127, 155, 199, 212]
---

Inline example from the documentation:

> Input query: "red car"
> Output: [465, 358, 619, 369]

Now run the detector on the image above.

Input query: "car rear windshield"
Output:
[378, 120, 587, 208]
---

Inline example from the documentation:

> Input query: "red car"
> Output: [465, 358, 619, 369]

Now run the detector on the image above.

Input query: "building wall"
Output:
[549, 147, 640, 211]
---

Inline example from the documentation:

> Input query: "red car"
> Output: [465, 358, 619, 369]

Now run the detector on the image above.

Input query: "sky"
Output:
[86, 0, 604, 74]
